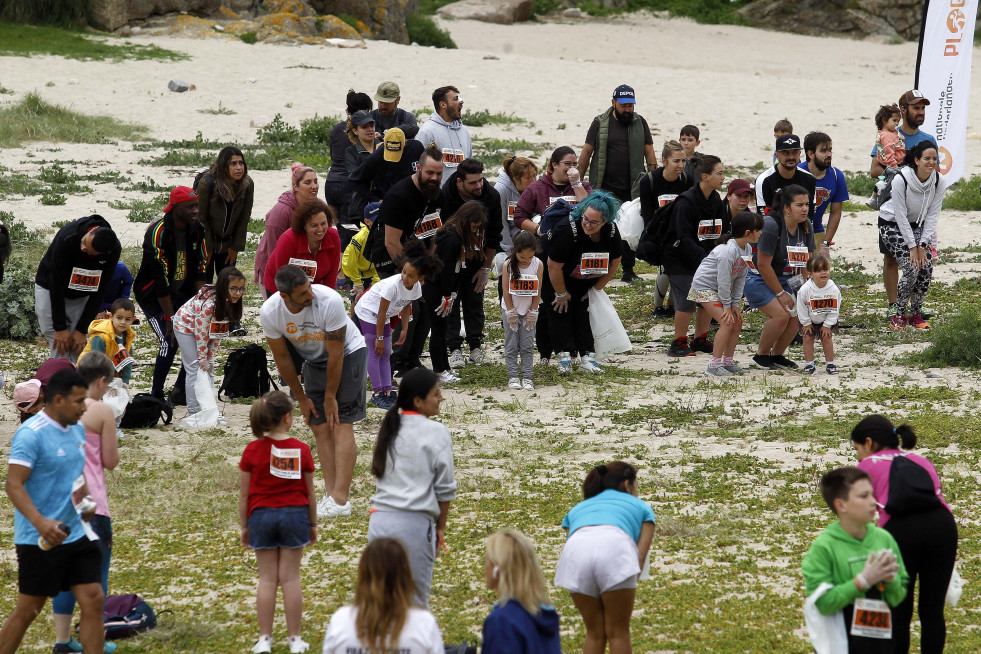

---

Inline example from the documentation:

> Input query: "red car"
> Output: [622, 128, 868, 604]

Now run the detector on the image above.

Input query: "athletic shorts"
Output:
[668, 275, 696, 313]
[17, 538, 102, 597]
[302, 347, 367, 425]
[554, 525, 640, 597]
[248, 506, 310, 550]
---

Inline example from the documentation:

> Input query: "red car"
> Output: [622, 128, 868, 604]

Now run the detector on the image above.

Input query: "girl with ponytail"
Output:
[367, 368, 457, 608]
[554, 461, 655, 654]
[850, 414, 957, 653]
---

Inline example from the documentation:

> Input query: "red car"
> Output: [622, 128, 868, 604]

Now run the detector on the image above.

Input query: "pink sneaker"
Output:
[889, 315, 907, 330]
[908, 313, 930, 329]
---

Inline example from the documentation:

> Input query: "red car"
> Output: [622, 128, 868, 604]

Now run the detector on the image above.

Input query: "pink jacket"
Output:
[858, 449, 951, 527]
[875, 130, 906, 168]
[173, 286, 221, 365]
[254, 191, 298, 284]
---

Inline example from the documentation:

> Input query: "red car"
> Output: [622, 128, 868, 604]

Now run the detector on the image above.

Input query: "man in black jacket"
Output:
[134, 187, 209, 403]
[35, 215, 121, 362]
[347, 128, 425, 224]
[440, 158, 503, 366]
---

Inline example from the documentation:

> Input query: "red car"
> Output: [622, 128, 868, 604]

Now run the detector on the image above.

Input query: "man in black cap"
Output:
[754, 134, 816, 217]
[577, 84, 658, 283]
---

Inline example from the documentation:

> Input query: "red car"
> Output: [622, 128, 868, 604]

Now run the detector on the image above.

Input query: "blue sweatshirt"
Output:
[482, 600, 561, 654]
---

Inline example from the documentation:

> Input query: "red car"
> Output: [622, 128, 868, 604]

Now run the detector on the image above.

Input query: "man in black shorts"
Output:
[0, 370, 105, 654]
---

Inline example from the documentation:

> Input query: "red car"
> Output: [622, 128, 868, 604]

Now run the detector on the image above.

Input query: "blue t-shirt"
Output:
[797, 163, 849, 232]
[561, 488, 656, 541]
[869, 129, 937, 157]
[8, 411, 86, 545]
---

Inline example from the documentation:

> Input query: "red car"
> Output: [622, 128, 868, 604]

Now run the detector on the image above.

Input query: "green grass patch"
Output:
[407, 13, 456, 49]
[942, 174, 981, 211]
[239, 31, 257, 44]
[0, 21, 186, 61]
[921, 306, 981, 369]
[0, 92, 148, 147]
[575, 0, 753, 23]
[109, 196, 166, 223]
[197, 102, 237, 116]
[461, 109, 525, 127]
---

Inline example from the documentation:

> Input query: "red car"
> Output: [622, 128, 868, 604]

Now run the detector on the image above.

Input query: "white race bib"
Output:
[288, 257, 317, 280]
[851, 598, 892, 639]
[657, 193, 678, 208]
[548, 195, 579, 206]
[209, 320, 230, 339]
[269, 445, 301, 480]
[507, 201, 517, 223]
[579, 252, 609, 277]
[742, 255, 759, 275]
[787, 245, 809, 268]
[111, 348, 133, 372]
[414, 211, 442, 239]
[509, 274, 540, 297]
[68, 267, 102, 292]
[697, 220, 722, 241]
[441, 148, 464, 166]
[809, 296, 839, 314]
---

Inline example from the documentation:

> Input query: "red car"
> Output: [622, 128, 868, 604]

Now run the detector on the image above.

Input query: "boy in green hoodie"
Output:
[802, 467, 908, 653]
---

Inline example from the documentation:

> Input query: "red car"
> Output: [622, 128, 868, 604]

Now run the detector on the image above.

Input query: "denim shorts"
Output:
[743, 272, 791, 309]
[248, 506, 310, 550]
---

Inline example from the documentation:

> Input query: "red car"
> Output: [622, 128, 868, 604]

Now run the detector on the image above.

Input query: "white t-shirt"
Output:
[354, 275, 422, 323]
[321, 605, 443, 654]
[260, 285, 366, 363]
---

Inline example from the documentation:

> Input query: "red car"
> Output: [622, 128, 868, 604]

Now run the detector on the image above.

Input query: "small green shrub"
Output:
[843, 171, 876, 197]
[461, 109, 523, 127]
[921, 307, 981, 368]
[942, 175, 981, 211]
[40, 192, 66, 205]
[0, 258, 41, 340]
[337, 13, 359, 30]
[239, 31, 257, 44]
[407, 13, 456, 49]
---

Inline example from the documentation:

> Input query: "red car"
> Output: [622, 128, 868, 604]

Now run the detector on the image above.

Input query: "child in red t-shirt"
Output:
[239, 391, 317, 654]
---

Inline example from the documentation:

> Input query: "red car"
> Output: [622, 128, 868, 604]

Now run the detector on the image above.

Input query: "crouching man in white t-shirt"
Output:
[260, 265, 368, 519]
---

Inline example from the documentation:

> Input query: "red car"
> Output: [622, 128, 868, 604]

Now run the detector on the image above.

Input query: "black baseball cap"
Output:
[775, 134, 802, 152]
[613, 84, 636, 104]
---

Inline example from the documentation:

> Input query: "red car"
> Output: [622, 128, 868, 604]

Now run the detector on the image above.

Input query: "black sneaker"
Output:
[689, 335, 714, 354]
[826, 363, 839, 375]
[653, 307, 672, 319]
[168, 386, 186, 406]
[621, 270, 640, 284]
[772, 354, 799, 370]
[790, 332, 803, 347]
[229, 321, 247, 337]
[753, 354, 777, 370]
[667, 338, 693, 357]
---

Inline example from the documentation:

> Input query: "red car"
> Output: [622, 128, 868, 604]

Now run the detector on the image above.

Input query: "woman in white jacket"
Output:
[877, 142, 946, 330]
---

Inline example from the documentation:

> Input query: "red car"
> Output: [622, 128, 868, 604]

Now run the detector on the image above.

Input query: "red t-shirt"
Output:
[239, 437, 315, 516]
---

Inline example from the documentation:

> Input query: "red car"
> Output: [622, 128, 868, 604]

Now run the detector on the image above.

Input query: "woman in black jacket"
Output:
[661, 155, 728, 357]
[424, 201, 487, 384]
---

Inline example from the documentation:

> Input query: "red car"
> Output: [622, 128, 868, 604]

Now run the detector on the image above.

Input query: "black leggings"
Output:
[885, 508, 958, 654]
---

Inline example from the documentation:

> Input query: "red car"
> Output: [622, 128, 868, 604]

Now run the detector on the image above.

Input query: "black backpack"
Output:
[635, 200, 677, 266]
[539, 198, 576, 237]
[218, 344, 277, 400]
[119, 393, 173, 429]
[102, 594, 159, 640]
[884, 454, 944, 517]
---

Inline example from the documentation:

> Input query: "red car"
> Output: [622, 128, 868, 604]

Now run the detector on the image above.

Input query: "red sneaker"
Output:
[908, 313, 930, 329]
[889, 315, 907, 330]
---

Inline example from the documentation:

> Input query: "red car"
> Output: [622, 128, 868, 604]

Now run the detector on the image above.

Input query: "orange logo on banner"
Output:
[947, 9, 965, 33]
[938, 146, 953, 175]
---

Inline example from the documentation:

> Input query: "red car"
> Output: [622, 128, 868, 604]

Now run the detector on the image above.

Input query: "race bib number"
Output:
[657, 193, 678, 208]
[742, 255, 759, 275]
[787, 245, 809, 268]
[580, 252, 609, 276]
[548, 195, 579, 206]
[809, 297, 839, 314]
[288, 257, 317, 281]
[851, 598, 892, 639]
[509, 274, 540, 296]
[507, 201, 517, 223]
[71, 474, 88, 511]
[414, 211, 442, 239]
[697, 220, 722, 241]
[209, 321, 229, 339]
[111, 347, 133, 372]
[269, 445, 301, 480]
[68, 267, 102, 292]
[442, 148, 464, 166]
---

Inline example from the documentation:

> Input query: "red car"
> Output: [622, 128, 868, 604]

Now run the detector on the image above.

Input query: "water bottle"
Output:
[38, 523, 70, 551]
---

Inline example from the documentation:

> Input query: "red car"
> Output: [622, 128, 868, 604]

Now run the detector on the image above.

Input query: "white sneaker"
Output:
[448, 349, 467, 368]
[288, 636, 310, 653]
[326, 497, 352, 517]
[557, 352, 572, 375]
[437, 370, 460, 384]
[578, 353, 602, 373]
[316, 496, 333, 518]
[469, 347, 486, 364]
[521, 378, 535, 391]
[252, 635, 272, 654]
[508, 378, 521, 390]
[217, 415, 228, 427]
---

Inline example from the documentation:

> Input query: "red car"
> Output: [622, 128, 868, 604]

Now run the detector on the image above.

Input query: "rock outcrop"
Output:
[435, 0, 533, 25]
[309, 0, 416, 43]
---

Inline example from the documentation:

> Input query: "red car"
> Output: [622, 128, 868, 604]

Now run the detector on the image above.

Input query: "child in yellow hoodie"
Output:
[342, 202, 381, 298]
[78, 297, 136, 385]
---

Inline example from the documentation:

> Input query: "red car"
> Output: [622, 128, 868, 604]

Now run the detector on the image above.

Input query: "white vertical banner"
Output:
[915, 0, 978, 184]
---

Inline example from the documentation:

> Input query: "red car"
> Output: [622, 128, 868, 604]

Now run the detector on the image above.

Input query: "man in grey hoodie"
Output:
[414, 85, 472, 187]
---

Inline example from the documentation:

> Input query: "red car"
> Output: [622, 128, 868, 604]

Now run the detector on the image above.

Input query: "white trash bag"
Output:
[615, 198, 643, 250]
[947, 567, 963, 607]
[181, 370, 219, 430]
[491, 251, 508, 278]
[803, 582, 847, 654]
[587, 287, 632, 360]
[102, 378, 130, 427]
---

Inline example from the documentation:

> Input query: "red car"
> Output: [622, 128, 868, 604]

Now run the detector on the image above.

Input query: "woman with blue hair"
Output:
[541, 190, 623, 373]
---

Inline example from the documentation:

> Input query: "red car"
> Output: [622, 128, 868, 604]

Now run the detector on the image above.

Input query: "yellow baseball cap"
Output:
[384, 128, 406, 163]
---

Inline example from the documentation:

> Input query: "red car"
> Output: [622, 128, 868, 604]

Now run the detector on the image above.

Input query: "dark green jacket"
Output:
[588, 107, 647, 193]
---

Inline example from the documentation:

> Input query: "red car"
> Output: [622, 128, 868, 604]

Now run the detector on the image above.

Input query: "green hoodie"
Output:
[802, 520, 908, 615]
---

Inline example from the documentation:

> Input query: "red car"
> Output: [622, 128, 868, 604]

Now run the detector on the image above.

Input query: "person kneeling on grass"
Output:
[796, 254, 842, 375]
[688, 211, 763, 377]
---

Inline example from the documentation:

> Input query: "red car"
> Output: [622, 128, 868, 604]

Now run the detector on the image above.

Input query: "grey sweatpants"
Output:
[173, 329, 214, 414]
[367, 510, 436, 608]
[35, 286, 89, 363]
[503, 316, 534, 381]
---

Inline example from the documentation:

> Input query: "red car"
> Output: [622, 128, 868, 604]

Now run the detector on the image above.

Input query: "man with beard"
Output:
[415, 85, 471, 187]
[755, 134, 816, 218]
[869, 91, 936, 317]
[370, 81, 419, 139]
[577, 84, 658, 283]
[799, 132, 849, 255]
[369, 144, 445, 375]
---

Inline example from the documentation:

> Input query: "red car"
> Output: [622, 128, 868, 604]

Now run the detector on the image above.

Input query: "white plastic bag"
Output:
[587, 287, 631, 360]
[946, 567, 963, 607]
[180, 370, 219, 430]
[615, 198, 643, 250]
[803, 582, 848, 654]
[491, 251, 508, 278]
[101, 378, 130, 427]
